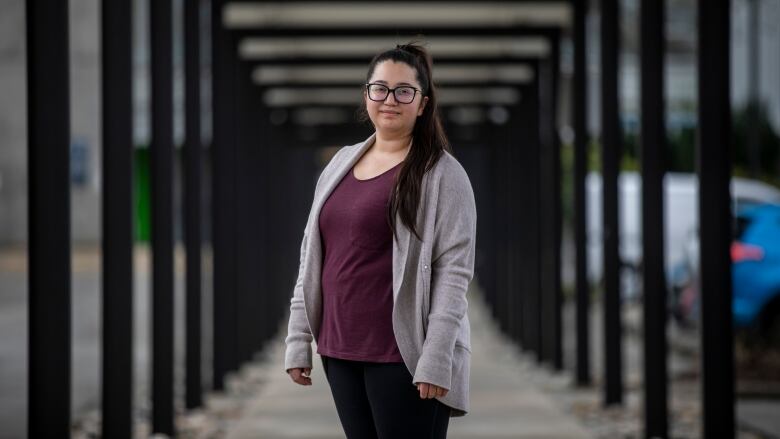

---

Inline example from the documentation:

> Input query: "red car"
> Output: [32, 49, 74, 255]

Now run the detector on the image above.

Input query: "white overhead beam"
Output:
[239, 37, 549, 58]
[224, 2, 571, 28]
[252, 64, 535, 84]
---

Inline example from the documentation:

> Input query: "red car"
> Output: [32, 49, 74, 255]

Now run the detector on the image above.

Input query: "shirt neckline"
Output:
[351, 161, 402, 182]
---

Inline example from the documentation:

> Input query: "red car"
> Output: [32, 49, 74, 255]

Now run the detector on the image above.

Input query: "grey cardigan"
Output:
[284, 132, 477, 417]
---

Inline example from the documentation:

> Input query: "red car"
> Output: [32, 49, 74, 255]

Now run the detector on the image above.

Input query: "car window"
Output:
[735, 199, 762, 215]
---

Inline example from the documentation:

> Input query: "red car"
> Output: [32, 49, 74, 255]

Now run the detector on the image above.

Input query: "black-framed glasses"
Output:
[365, 83, 422, 104]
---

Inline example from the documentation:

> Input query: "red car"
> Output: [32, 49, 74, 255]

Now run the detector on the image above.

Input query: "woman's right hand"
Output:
[287, 367, 312, 386]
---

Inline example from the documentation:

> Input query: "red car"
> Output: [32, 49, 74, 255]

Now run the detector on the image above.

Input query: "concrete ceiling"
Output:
[219, 1, 565, 110]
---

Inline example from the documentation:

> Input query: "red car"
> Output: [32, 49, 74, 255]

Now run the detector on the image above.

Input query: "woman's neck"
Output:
[373, 132, 412, 156]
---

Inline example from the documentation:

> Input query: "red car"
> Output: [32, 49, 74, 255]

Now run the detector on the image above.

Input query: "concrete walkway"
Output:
[226, 286, 594, 439]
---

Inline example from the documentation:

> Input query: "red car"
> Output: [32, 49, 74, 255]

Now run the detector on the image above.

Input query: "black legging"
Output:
[320, 355, 451, 439]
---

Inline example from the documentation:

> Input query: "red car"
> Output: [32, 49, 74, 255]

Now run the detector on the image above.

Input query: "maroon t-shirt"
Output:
[315, 160, 404, 362]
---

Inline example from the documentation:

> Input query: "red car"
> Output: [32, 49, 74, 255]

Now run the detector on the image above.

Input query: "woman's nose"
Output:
[384, 92, 398, 104]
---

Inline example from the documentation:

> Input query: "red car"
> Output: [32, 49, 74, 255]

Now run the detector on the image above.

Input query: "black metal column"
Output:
[697, 1, 735, 436]
[266, 119, 286, 343]
[235, 60, 265, 364]
[551, 35, 563, 371]
[516, 72, 541, 358]
[150, 0, 175, 434]
[508, 100, 523, 345]
[286, 138, 316, 342]
[538, 56, 552, 365]
[211, 0, 239, 389]
[520, 72, 542, 357]
[497, 114, 511, 337]
[184, 0, 203, 410]
[500, 97, 513, 343]
[601, 0, 624, 406]
[487, 117, 505, 333]
[26, 1, 71, 436]
[511, 85, 531, 348]
[485, 122, 500, 322]
[473, 134, 494, 316]
[235, 62, 250, 365]
[539, 34, 563, 370]
[746, 0, 761, 177]
[504, 110, 516, 341]
[257, 91, 291, 347]
[640, 0, 668, 436]
[101, 0, 134, 436]
[483, 127, 500, 322]
[254, 86, 275, 346]
[573, 0, 591, 386]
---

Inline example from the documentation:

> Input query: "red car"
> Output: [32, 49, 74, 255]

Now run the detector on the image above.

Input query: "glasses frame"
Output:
[365, 82, 423, 104]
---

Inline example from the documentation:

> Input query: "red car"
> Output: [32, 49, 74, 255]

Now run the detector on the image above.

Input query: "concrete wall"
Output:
[0, 0, 190, 245]
[70, 0, 102, 244]
[0, 0, 28, 245]
[0, 0, 102, 245]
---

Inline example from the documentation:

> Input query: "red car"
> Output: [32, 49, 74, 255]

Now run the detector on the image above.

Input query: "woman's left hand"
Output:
[416, 382, 448, 399]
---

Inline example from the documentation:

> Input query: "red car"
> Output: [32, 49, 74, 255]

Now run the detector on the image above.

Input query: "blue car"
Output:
[670, 203, 780, 342]
[732, 204, 780, 339]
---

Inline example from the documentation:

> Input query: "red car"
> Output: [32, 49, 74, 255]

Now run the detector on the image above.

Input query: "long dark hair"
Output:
[358, 42, 451, 242]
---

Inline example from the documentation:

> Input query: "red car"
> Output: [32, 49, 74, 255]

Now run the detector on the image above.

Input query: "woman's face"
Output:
[364, 60, 429, 137]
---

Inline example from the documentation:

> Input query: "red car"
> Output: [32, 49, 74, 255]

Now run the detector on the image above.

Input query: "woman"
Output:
[284, 42, 477, 439]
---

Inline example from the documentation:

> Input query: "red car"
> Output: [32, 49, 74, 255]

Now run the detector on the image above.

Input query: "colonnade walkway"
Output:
[224, 284, 595, 439]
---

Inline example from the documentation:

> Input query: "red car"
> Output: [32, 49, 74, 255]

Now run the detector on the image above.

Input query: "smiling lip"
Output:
[380, 110, 400, 115]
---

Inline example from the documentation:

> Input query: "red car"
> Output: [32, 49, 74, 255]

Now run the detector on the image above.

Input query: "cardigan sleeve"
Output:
[284, 227, 313, 372]
[412, 161, 477, 390]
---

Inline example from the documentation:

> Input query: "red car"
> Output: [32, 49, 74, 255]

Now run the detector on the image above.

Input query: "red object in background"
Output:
[731, 241, 765, 263]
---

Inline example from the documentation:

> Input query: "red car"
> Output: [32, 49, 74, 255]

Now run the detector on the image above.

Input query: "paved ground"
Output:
[225, 286, 595, 439]
[2, 245, 779, 438]
[0, 245, 196, 439]
[738, 400, 780, 438]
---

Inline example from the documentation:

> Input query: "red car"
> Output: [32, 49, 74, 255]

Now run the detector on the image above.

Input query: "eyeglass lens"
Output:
[367, 84, 416, 104]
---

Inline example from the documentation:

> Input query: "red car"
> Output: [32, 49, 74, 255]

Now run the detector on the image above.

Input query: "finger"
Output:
[295, 375, 312, 386]
[418, 383, 428, 399]
[303, 368, 311, 376]
[436, 387, 445, 397]
[426, 385, 436, 399]
[289, 369, 312, 385]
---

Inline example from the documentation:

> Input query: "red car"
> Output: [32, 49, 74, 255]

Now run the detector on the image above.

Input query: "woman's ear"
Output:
[363, 89, 371, 107]
[417, 96, 429, 117]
